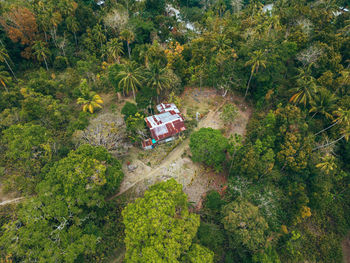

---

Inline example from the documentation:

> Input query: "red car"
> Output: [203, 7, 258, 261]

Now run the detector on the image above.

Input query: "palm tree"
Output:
[32, 41, 50, 71]
[120, 29, 135, 59]
[66, 16, 79, 47]
[0, 45, 17, 80]
[107, 38, 124, 63]
[337, 69, 350, 95]
[309, 88, 336, 119]
[77, 81, 104, 113]
[138, 43, 151, 67]
[289, 66, 317, 106]
[313, 108, 350, 150]
[77, 93, 104, 113]
[0, 66, 11, 92]
[316, 154, 337, 175]
[145, 61, 171, 97]
[116, 61, 144, 100]
[244, 50, 267, 98]
[92, 24, 106, 49]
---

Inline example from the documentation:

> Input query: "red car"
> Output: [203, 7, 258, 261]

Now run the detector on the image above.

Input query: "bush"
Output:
[189, 128, 229, 171]
[53, 56, 68, 70]
[121, 102, 138, 120]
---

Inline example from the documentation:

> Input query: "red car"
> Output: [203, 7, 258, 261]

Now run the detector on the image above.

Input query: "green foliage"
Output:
[252, 246, 281, 263]
[189, 128, 229, 171]
[121, 101, 138, 120]
[0, 145, 124, 262]
[220, 104, 238, 124]
[196, 222, 225, 261]
[222, 197, 269, 252]
[122, 179, 203, 262]
[2, 123, 53, 192]
[125, 112, 147, 143]
[19, 88, 70, 129]
[185, 244, 214, 263]
[53, 56, 69, 70]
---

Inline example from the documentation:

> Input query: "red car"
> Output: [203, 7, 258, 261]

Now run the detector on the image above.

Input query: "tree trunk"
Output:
[4, 58, 17, 81]
[43, 56, 49, 71]
[313, 135, 345, 151]
[117, 92, 122, 101]
[74, 32, 78, 47]
[310, 112, 317, 119]
[245, 71, 253, 98]
[314, 120, 338, 136]
[2, 83, 9, 93]
[127, 41, 131, 59]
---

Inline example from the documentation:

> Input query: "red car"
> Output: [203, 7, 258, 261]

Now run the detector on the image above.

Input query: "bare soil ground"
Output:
[111, 87, 252, 205]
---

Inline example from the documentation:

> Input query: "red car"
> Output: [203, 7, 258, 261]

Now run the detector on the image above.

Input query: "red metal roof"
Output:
[145, 105, 186, 141]
[142, 138, 153, 148]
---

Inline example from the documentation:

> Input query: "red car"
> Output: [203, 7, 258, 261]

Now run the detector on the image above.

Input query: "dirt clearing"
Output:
[112, 87, 252, 205]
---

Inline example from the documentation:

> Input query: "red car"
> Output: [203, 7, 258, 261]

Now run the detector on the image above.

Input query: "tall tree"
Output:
[0, 145, 124, 262]
[290, 66, 318, 106]
[32, 41, 50, 71]
[122, 179, 208, 262]
[222, 197, 269, 252]
[66, 16, 79, 46]
[0, 66, 11, 92]
[0, 7, 39, 47]
[120, 29, 135, 59]
[0, 45, 17, 80]
[106, 38, 124, 63]
[116, 61, 144, 99]
[314, 108, 350, 150]
[145, 61, 172, 97]
[245, 50, 267, 98]
[92, 24, 106, 49]
[309, 88, 336, 119]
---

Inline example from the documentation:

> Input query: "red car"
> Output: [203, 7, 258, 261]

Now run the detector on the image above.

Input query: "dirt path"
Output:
[109, 98, 229, 200]
[0, 197, 24, 206]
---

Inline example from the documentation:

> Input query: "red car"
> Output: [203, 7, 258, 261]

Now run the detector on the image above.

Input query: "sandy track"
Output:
[0, 197, 24, 206]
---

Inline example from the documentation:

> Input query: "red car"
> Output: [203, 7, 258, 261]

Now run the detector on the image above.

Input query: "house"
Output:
[142, 103, 186, 150]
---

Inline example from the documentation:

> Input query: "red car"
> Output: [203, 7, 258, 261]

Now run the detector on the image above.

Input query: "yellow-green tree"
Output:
[77, 79, 103, 113]
[122, 179, 211, 262]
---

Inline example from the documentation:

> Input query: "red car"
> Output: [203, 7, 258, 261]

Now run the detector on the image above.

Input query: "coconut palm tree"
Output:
[77, 79, 104, 113]
[116, 61, 144, 100]
[32, 41, 50, 71]
[77, 93, 104, 113]
[0, 45, 16, 80]
[244, 50, 267, 98]
[145, 61, 171, 97]
[92, 24, 106, 49]
[120, 29, 135, 59]
[309, 88, 337, 119]
[66, 16, 79, 47]
[0, 66, 11, 92]
[316, 153, 337, 175]
[107, 38, 124, 63]
[290, 66, 317, 106]
[314, 108, 350, 150]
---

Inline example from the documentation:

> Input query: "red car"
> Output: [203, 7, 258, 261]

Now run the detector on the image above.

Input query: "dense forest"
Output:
[0, 0, 350, 262]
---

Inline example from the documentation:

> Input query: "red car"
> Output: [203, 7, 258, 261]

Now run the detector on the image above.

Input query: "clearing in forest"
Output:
[112, 87, 252, 206]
